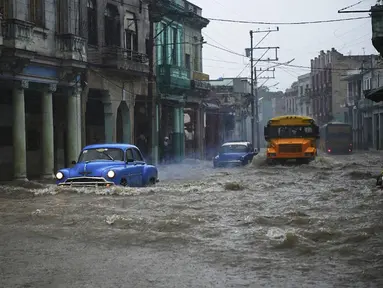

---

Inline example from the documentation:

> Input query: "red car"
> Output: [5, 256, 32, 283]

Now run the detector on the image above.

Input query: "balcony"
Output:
[56, 33, 87, 62]
[153, 0, 185, 22]
[191, 71, 210, 90]
[371, 5, 383, 56]
[100, 46, 149, 75]
[183, 3, 209, 29]
[157, 64, 191, 93]
[1, 19, 35, 53]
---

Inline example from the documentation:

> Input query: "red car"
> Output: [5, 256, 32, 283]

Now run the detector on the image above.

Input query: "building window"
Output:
[124, 11, 138, 56]
[0, 0, 9, 19]
[145, 38, 149, 56]
[87, 0, 98, 45]
[185, 54, 190, 70]
[56, 0, 62, 33]
[193, 41, 199, 71]
[161, 23, 167, 64]
[171, 27, 177, 65]
[30, 0, 44, 26]
[104, 4, 120, 46]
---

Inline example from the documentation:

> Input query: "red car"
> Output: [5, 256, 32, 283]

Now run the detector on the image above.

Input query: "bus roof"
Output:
[267, 115, 316, 126]
[321, 122, 351, 128]
[269, 115, 314, 121]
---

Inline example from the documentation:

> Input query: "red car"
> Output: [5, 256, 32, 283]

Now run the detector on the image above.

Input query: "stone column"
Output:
[180, 106, 185, 161]
[104, 102, 118, 142]
[172, 107, 181, 162]
[195, 106, 204, 160]
[67, 87, 81, 165]
[81, 87, 89, 147]
[122, 102, 131, 143]
[12, 80, 28, 180]
[41, 84, 56, 179]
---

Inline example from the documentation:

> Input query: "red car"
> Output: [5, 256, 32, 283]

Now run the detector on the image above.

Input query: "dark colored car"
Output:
[213, 141, 258, 168]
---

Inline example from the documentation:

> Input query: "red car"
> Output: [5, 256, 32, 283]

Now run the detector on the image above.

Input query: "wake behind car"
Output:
[213, 141, 258, 168]
[55, 143, 159, 187]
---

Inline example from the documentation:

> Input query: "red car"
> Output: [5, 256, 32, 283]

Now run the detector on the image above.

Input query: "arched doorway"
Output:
[85, 89, 105, 144]
[116, 101, 130, 143]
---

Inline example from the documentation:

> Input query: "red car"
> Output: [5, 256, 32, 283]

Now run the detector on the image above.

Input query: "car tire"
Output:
[120, 178, 128, 187]
[147, 178, 157, 187]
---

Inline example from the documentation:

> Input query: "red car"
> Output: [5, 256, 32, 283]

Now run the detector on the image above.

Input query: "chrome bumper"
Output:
[215, 160, 243, 165]
[58, 177, 115, 187]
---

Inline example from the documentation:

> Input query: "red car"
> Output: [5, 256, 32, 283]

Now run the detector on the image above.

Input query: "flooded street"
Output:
[1, 152, 383, 287]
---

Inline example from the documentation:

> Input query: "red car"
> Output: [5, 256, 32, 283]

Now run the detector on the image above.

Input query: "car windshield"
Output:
[220, 144, 248, 153]
[78, 148, 124, 162]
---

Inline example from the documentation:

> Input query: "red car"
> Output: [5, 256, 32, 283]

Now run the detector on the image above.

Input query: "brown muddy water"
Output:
[0, 152, 383, 287]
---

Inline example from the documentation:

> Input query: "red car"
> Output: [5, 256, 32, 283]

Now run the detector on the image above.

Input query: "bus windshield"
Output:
[268, 125, 317, 138]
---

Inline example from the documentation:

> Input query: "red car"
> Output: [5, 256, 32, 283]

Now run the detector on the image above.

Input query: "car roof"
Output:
[222, 141, 250, 146]
[82, 143, 138, 150]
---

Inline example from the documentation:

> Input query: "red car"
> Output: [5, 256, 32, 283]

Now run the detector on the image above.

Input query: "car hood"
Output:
[69, 161, 125, 177]
[218, 152, 247, 161]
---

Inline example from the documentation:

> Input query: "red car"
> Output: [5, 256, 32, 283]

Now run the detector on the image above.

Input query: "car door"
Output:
[132, 148, 144, 184]
[125, 148, 142, 187]
[245, 144, 256, 163]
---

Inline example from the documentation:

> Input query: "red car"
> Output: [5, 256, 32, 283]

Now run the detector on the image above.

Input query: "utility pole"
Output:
[250, 31, 254, 147]
[148, 0, 157, 165]
[247, 28, 279, 151]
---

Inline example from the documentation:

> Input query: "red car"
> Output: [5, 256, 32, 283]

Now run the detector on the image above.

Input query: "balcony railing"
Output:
[157, 64, 191, 92]
[56, 33, 87, 61]
[101, 46, 148, 63]
[2, 18, 34, 51]
[100, 46, 149, 74]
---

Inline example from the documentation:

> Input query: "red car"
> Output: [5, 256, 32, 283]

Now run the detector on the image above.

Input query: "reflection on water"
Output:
[0, 152, 382, 287]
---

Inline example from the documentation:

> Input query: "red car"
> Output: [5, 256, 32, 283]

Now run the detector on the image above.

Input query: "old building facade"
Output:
[0, 0, 151, 181]
[208, 77, 252, 145]
[0, 0, 88, 180]
[284, 81, 299, 114]
[342, 55, 383, 150]
[310, 48, 370, 125]
[297, 73, 312, 117]
[154, 0, 209, 162]
[85, 0, 149, 152]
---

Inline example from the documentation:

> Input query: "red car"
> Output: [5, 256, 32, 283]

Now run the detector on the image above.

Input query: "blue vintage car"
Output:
[213, 141, 258, 168]
[55, 143, 159, 187]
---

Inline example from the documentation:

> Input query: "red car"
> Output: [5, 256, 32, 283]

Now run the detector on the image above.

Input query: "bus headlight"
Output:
[56, 172, 64, 180]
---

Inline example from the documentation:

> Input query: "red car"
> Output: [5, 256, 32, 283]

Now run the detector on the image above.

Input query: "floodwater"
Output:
[0, 152, 383, 287]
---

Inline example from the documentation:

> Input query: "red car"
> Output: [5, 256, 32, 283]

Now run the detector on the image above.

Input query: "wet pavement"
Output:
[1, 152, 383, 287]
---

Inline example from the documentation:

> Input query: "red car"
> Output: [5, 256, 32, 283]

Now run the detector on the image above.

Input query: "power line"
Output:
[206, 16, 370, 25]
[205, 43, 245, 57]
[108, 0, 370, 25]
[205, 42, 380, 71]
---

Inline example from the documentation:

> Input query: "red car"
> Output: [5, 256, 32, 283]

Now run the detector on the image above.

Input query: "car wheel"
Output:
[147, 178, 156, 186]
[120, 178, 128, 187]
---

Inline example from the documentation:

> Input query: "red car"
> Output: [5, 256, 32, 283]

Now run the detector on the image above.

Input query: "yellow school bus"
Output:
[264, 115, 320, 164]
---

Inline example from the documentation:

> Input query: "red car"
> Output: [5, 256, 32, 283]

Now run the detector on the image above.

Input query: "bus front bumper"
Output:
[267, 152, 315, 159]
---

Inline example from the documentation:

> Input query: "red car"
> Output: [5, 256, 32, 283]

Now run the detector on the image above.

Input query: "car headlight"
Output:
[240, 156, 245, 160]
[107, 170, 115, 178]
[56, 172, 64, 180]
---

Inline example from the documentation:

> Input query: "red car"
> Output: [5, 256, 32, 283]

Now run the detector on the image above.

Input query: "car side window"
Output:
[248, 144, 253, 152]
[132, 148, 144, 161]
[126, 149, 134, 161]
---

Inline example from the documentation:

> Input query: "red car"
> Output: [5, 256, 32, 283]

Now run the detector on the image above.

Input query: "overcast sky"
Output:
[190, 0, 375, 91]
